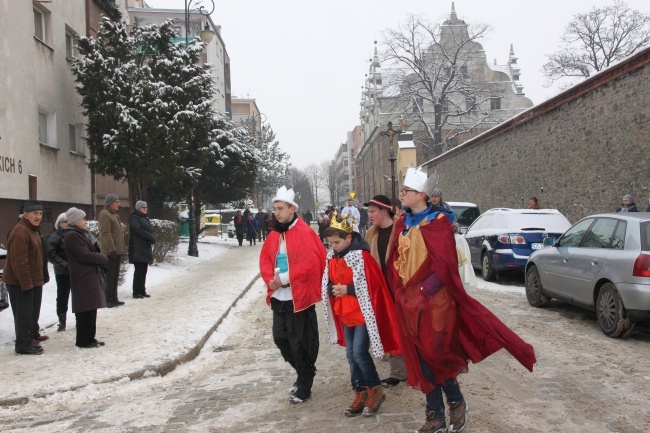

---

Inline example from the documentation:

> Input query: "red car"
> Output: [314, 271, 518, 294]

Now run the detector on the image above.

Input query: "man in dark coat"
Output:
[47, 212, 71, 331]
[616, 194, 639, 212]
[3, 200, 49, 355]
[255, 207, 269, 242]
[64, 207, 109, 348]
[129, 201, 156, 299]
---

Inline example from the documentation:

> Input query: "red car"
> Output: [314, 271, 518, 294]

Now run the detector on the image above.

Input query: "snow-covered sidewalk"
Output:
[0, 236, 261, 406]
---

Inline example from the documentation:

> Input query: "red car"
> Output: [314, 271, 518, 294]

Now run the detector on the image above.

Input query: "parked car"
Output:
[465, 208, 571, 281]
[447, 201, 480, 233]
[525, 213, 650, 338]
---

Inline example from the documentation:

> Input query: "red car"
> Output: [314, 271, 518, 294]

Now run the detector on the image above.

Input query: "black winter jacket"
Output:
[47, 229, 69, 275]
[129, 211, 156, 264]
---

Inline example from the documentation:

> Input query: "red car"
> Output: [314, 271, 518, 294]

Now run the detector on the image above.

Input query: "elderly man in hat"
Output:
[129, 201, 156, 299]
[363, 194, 406, 388]
[259, 186, 326, 404]
[98, 194, 125, 307]
[3, 200, 50, 355]
[386, 167, 537, 433]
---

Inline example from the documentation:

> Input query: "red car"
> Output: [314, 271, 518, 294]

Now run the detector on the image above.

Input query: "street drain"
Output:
[213, 344, 237, 353]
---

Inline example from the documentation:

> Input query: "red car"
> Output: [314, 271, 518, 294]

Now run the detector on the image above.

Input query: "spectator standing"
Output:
[616, 194, 639, 212]
[304, 209, 313, 225]
[129, 201, 156, 299]
[259, 186, 326, 404]
[266, 210, 275, 234]
[98, 194, 125, 308]
[3, 200, 49, 355]
[64, 207, 109, 349]
[358, 205, 368, 236]
[321, 213, 400, 417]
[246, 214, 259, 246]
[341, 198, 361, 233]
[364, 194, 407, 388]
[234, 210, 246, 246]
[255, 208, 268, 242]
[528, 196, 541, 209]
[386, 167, 536, 433]
[317, 210, 330, 246]
[47, 212, 71, 331]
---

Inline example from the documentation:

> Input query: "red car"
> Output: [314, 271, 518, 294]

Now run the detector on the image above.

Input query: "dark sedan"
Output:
[465, 208, 571, 281]
[525, 213, 650, 338]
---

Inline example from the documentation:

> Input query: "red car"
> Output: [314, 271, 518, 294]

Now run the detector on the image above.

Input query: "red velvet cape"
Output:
[259, 218, 326, 312]
[387, 213, 536, 393]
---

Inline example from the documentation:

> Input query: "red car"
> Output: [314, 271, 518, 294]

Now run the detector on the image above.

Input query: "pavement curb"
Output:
[0, 273, 261, 408]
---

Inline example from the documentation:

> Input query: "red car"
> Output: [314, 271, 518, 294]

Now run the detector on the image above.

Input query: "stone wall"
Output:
[426, 48, 650, 223]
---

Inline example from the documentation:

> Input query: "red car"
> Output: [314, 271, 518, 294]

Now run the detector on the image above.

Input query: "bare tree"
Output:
[381, 13, 503, 158]
[543, 1, 650, 84]
[319, 159, 338, 207]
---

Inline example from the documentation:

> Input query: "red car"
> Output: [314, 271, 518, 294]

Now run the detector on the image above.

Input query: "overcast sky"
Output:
[147, 0, 649, 169]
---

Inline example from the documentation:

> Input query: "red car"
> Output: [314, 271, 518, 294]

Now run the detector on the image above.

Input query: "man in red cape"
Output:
[386, 168, 536, 433]
[259, 186, 326, 404]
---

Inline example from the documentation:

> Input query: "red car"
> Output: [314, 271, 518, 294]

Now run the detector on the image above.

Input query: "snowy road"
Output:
[1, 270, 649, 432]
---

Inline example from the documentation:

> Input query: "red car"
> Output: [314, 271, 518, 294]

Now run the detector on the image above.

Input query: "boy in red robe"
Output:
[259, 186, 326, 404]
[321, 212, 400, 417]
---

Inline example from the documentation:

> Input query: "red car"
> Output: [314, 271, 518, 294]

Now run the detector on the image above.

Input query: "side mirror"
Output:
[459, 227, 468, 235]
[543, 237, 556, 248]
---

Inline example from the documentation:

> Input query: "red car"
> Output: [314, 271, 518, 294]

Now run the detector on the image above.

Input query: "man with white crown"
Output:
[259, 186, 327, 404]
[386, 167, 537, 433]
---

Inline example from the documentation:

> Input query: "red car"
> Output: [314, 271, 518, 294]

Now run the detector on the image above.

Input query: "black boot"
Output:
[57, 314, 66, 332]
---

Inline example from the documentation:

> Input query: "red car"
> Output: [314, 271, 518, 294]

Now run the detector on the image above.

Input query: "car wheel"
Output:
[525, 265, 550, 307]
[481, 252, 497, 282]
[596, 283, 635, 338]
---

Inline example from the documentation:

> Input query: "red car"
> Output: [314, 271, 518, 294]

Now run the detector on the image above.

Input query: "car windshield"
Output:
[505, 213, 571, 232]
[450, 205, 480, 226]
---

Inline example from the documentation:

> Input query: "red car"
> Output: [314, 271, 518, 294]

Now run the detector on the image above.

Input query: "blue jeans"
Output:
[344, 324, 381, 390]
[420, 357, 464, 418]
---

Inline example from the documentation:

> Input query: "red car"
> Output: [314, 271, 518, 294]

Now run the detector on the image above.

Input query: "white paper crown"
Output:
[402, 167, 428, 192]
[272, 186, 298, 208]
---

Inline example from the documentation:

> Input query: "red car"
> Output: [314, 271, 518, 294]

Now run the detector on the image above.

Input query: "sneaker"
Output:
[289, 389, 311, 404]
[289, 383, 298, 395]
[381, 377, 402, 387]
[362, 385, 385, 417]
[448, 400, 468, 432]
[344, 389, 367, 417]
[418, 411, 447, 433]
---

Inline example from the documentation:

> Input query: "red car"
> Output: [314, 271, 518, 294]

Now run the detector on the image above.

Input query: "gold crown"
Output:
[329, 211, 355, 234]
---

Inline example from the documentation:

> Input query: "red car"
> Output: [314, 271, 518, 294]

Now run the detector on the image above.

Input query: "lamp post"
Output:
[380, 120, 403, 212]
[184, 0, 215, 257]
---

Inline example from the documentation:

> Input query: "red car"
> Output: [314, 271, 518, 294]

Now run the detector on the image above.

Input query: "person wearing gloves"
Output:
[129, 201, 156, 299]
[386, 167, 537, 433]
[98, 194, 125, 307]
[47, 213, 71, 331]
[64, 207, 109, 349]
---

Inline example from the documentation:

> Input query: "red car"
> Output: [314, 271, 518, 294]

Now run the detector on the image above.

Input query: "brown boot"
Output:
[418, 411, 447, 433]
[344, 389, 367, 417]
[362, 385, 385, 417]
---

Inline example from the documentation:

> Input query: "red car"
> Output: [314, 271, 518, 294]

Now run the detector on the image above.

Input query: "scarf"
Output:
[274, 213, 298, 233]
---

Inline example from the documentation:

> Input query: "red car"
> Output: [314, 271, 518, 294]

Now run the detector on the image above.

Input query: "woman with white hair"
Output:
[63, 207, 109, 348]
[47, 212, 71, 331]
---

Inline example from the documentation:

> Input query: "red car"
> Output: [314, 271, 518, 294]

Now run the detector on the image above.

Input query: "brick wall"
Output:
[426, 48, 650, 223]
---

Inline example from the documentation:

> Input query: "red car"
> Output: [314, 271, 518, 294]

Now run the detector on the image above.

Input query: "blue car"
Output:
[464, 208, 571, 281]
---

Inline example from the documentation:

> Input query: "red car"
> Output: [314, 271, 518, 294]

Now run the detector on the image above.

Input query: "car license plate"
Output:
[531, 243, 543, 250]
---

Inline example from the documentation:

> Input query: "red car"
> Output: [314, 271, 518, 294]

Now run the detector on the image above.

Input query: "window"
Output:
[38, 108, 56, 148]
[558, 218, 595, 247]
[33, 4, 50, 44]
[69, 124, 83, 154]
[65, 31, 76, 59]
[611, 221, 627, 250]
[465, 96, 475, 112]
[490, 97, 501, 111]
[581, 218, 618, 248]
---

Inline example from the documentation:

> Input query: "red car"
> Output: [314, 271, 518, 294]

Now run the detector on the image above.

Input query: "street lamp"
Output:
[380, 120, 403, 212]
[184, 0, 215, 257]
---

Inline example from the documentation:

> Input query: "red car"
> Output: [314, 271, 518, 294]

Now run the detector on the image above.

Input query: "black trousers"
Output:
[75, 309, 97, 347]
[55, 274, 71, 315]
[236, 233, 244, 246]
[7, 284, 42, 352]
[105, 254, 121, 303]
[258, 227, 267, 242]
[271, 299, 319, 392]
[132, 263, 149, 296]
